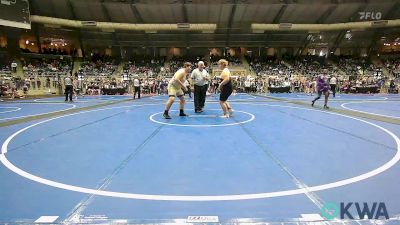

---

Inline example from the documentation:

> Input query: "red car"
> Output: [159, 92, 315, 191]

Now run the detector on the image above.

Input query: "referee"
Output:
[191, 61, 209, 113]
[329, 75, 337, 98]
[133, 76, 141, 99]
[64, 75, 73, 102]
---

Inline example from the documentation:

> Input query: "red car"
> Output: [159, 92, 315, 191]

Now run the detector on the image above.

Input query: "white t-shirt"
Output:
[133, 78, 140, 87]
[191, 68, 209, 86]
[64, 77, 72, 86]
[330, 77, 337, 85]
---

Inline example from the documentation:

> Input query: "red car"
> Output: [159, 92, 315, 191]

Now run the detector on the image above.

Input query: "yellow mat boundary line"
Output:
[253, 94, 400, 125]
[0, 99, 135, 127]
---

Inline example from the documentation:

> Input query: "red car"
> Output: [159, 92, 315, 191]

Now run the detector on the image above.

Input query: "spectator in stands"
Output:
[11, 62, 17, 73]
[342, 79, 349, 94]
[283, 78, 291, 87]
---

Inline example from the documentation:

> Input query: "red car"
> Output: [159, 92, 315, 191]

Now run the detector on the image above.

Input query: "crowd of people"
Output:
[0, 62, 11, 75]
[290, 56, 338, 77]
[130, 77, 169, 95]
[249, 56, 293, 77]
[22, 58, 72, 77]
[0, 53, 14, 75]
[71, 75, 169, 96]
[385, 58, 400, 78]
[16, 58, 72, 94]
[384, 58, 400, 93]
[0, 78, 23, 99]
[211, 54, 242, 67]
[0, 54, 25, 98]
[122, 57, 165, 78]
[79, 60, 118, 77]
[245, 55, 395, 94]
[168, 56, 206, 74]
[1, 54, 399, 99]
[259, 74, 384, 95]
[333, 56, 378, 77]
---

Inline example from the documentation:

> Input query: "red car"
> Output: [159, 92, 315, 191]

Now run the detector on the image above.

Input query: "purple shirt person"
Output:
[312, 69, 330, 109]
[316, 74, 330, 92]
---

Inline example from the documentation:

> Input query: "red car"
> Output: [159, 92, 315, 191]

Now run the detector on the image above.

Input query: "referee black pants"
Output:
[134, 86, 141, 99]
[65, 85, 73, 101]
[330, 84, 336, 97]
[194, 84, 208, 110]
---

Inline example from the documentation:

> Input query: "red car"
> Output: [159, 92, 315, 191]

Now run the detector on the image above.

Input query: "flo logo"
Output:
[359, 11, 382, 20]
[321, 202, 389, 220]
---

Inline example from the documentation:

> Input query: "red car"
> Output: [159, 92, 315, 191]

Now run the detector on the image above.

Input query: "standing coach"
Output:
[191, 61, 209, 113]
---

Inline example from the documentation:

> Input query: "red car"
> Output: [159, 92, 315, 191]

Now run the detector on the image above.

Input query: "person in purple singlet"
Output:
[311, 69, 330, 109]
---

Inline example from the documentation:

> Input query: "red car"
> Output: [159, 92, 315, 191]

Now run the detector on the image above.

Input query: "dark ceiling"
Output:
[24, 0, 400, 48]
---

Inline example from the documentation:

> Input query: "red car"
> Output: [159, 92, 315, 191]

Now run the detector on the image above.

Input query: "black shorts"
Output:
[219, 88, 233, 101]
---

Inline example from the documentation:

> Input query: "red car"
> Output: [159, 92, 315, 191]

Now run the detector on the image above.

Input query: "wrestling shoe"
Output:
[228, 108, 234, 116]
[163, 113, 171, 119]
[220, 114, 230, 118]
[179, 112, 188, 116]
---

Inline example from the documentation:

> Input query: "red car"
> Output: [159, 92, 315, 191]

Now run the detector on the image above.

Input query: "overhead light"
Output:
[51, 43, 54, 46]
[31, 43, 34, 45]
[55, 44, 58, 47]
[81, 21, 97, 26]
[345, 32, 352, 40]
[279, 23, 292, 29]
[25, 40, 29, 44]
[177, 23, 190, 29]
